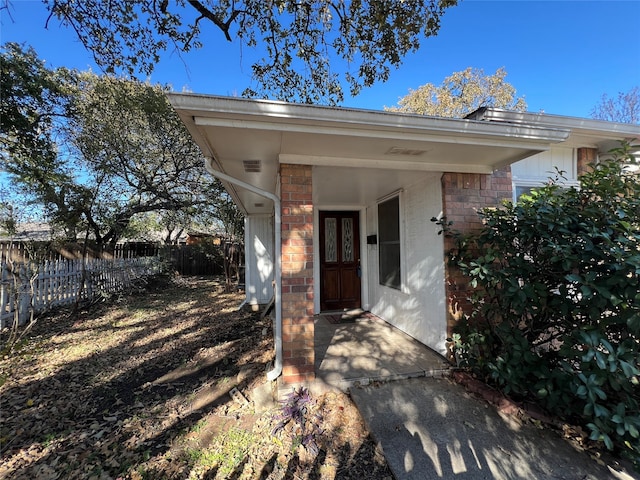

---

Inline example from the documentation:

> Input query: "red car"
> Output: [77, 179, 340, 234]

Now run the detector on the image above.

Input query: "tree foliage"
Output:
[0, 42, 83, 238]
[0, 201, 17, 236]
[0, 42, 75, 166]
[66, 72, 221, 245]
[591, 86, 640, 124]
[443, 143, 640, 466]
[1, 43, 238, 246]
[387, 67, 527, 118]
[35, 0, 457, 105]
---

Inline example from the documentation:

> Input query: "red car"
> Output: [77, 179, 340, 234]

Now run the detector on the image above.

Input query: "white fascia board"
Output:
[476, 108, 640, 139]
[169, 93, 570, 146]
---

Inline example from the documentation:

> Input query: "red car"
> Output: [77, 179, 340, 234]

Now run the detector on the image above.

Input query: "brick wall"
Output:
[280, 164, 315, 384]
[577, 147, 597, 176]
[440, 167, 513, 336]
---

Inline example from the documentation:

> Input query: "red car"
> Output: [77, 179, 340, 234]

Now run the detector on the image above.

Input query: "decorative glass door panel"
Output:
[325, 218, 337, 263]
[342, 218, 354, 262]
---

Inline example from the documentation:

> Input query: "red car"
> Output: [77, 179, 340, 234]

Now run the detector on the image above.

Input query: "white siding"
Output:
[511, 146, 576, 182]
[366, 175, 448, 355]
[244, 215, 274, 305]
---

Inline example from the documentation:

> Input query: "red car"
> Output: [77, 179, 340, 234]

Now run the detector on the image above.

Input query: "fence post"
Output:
[0, 264, 10, 328]
[17, 264, 31, 326]
[85, 257, 93, 299]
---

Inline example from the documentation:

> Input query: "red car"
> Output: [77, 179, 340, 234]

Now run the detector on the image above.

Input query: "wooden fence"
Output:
[1, 256, 164, 328]
[0, 241, 225, 276]
[0, 241, 160, 263]
[0, 240, 240, 328]
[163, 245, 225, 276]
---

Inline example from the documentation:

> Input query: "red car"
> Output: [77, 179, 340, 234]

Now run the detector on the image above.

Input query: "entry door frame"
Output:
[313, 208, 367, 313]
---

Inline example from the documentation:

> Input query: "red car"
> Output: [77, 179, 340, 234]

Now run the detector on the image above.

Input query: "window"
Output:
[378, 195, 401, 290]
[513, 180, 578, 202]
[513, 182, 538, 201]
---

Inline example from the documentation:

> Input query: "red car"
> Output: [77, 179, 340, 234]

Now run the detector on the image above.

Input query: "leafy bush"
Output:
[442, 143, 640, 466]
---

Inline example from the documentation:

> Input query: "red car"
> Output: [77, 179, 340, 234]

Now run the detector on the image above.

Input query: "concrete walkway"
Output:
[350, 377, 637, 480]
[314, 313, 450, 391]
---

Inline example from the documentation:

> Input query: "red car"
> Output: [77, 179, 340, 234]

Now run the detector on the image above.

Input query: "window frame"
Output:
[377, 193, 403, 291]
[512, 179, 579, 202]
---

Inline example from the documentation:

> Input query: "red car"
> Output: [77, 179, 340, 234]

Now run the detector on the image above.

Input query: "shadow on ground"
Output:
[0, 277, 272, 478]
[351, 377, 637, 480]
[0, 276, 394, 480]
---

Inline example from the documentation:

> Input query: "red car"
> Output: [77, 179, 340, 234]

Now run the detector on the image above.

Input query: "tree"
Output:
[443, 143, 640, 465]
[0, 42, 83, 238]
[12, 0, 459, 105]
[217, 195, 245, 241]
[127, 210, 193, 245]
[0, 42, 73, 165]
[65, 72, 226, 245]
[387, 67, 527, 118]
[0, 201, 17, 236]
[128, 200, 241, 245]
[1, 44, 235, 246]
[591, 86, 640, 124]
[0, 42, 75, 197]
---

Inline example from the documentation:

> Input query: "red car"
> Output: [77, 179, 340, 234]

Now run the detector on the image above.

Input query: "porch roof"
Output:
[168, 94, 573, 215]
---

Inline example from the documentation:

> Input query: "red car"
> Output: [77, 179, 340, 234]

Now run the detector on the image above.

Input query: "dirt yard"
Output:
[0, 276, 393, 479]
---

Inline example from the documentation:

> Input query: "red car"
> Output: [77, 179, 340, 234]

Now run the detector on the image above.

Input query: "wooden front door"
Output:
[319, 211, 361, 311]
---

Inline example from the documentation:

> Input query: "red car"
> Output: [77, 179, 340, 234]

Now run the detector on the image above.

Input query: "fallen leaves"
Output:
[0, 277, 261, 479]
[0, 276, 392, 479]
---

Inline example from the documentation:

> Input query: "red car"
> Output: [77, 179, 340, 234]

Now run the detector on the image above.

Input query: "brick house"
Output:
[168, 94, 640, 385]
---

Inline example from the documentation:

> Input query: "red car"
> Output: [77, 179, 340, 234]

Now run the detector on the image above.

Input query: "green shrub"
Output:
[442, 142, 640, 467]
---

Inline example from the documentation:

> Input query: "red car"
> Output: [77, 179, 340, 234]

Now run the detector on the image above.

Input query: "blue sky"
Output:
[1, 0, 639, 118]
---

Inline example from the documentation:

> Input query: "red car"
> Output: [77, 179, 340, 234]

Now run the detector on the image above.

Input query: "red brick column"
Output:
[280, 164, 315, 384]
[441, 167, 512, 338]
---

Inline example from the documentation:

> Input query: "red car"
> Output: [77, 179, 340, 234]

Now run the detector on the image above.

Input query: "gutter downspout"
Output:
[204, 157, 283, 382]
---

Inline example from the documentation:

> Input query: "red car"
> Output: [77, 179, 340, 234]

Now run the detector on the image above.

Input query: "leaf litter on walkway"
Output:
[0, 275, 392, 479]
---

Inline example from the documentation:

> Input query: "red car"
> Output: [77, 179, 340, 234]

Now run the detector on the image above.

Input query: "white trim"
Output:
[280, 154, 498, 174]
[313, 208, 320, 314]
[313, 206, 367, 314]
[399, 191, 408, 295]
[358, 211, 369, 311]
[470, 107, 640, 139]
[194, 115, 568, 149]
[376, 192, 405, 293]
[174, 95, 571, 144]
[512, 178, 580, 202]
[377, 188, 404, 204]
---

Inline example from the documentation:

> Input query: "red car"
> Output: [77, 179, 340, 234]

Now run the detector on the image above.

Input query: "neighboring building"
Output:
[0, 222, 53, 242]
[186, 232, 223, 246]
[168, 94, 640, 385]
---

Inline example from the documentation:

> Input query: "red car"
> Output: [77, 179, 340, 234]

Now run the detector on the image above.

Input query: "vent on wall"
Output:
[243, 160, 262, 172]
[386, 146, 427, 156]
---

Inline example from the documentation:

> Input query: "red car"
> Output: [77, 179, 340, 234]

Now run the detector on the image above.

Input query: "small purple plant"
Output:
[272, 386, 323, 455]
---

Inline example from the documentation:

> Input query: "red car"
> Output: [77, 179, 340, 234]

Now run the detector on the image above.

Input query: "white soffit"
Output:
[167, 94, 573, 214]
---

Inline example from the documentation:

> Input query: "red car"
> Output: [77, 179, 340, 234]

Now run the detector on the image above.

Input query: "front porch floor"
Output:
[314, 312, 452, 391]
